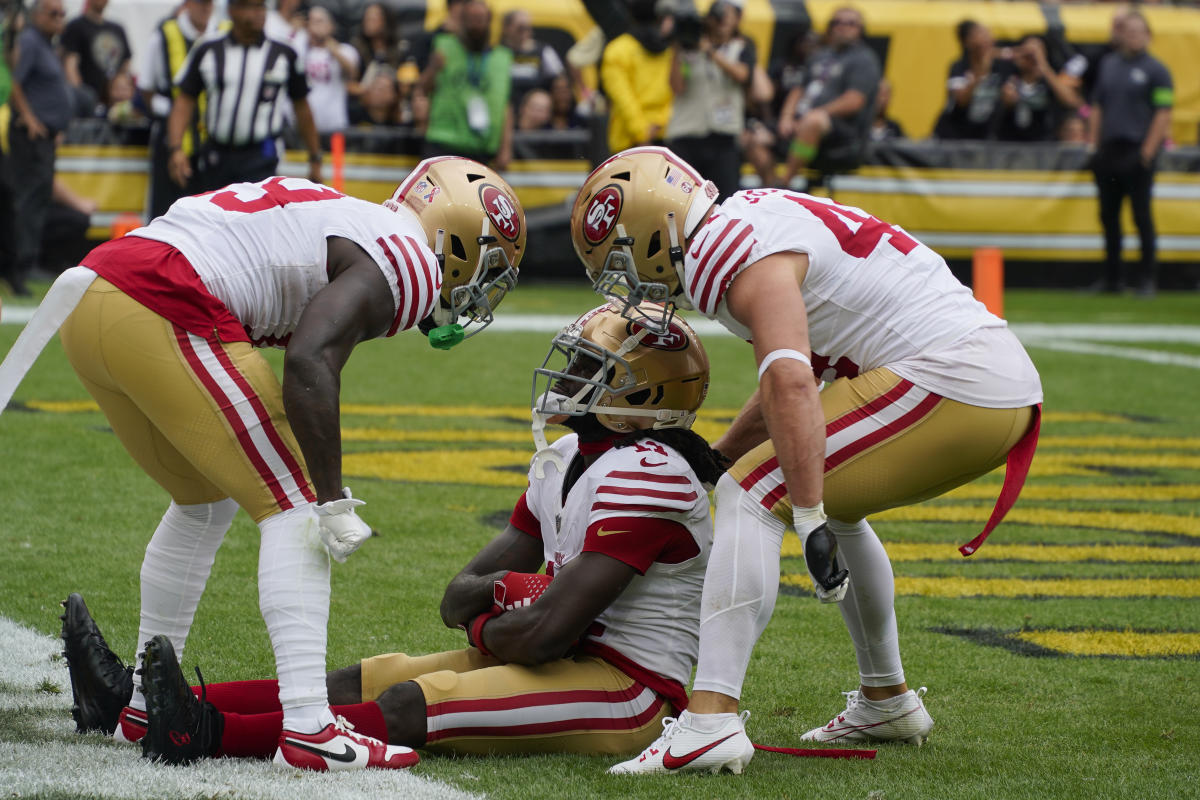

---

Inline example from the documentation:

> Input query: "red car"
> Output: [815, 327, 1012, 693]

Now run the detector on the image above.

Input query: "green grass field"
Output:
[1, 286, 1198, 799]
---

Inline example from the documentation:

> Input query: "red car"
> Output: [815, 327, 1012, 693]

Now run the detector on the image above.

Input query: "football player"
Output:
[570, 146, 1043, 774]
[65, 304, 739, 770]
[9, 157, 525, 771]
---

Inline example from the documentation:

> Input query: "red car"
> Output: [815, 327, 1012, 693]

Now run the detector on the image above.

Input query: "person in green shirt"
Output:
[420, 0, 513, 169]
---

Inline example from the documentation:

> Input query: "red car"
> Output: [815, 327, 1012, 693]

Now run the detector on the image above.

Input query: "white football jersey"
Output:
[523, 433, 712, 690]
[131, 177, 441, 345]
[682, 189, 1042, 407]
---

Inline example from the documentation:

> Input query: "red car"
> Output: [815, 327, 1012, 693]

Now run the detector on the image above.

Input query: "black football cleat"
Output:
[140, 635, 223, 765]
[60, 593, 134, 734]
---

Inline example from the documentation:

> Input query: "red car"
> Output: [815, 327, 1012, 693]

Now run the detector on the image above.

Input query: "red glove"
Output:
[493, 571, 553, 612]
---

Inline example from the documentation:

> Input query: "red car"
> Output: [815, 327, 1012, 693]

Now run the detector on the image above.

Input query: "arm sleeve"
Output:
[1151, 61, 1174, 107]
[60, 20, 84, 56]
[175, 43, 205, 95]
[13, 31, 35, 83]
[843, 49, 880, 96]
[582, 516, 699, 574]
[509, 491, 542, 539]
[286, 47, 309, 99]
[737, 37, 757, 84]
[137, 31, 166, 93]
[601, 39, 647, 141]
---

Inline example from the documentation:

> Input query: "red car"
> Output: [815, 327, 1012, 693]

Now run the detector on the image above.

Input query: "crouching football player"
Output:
[65, 303, 747, 771]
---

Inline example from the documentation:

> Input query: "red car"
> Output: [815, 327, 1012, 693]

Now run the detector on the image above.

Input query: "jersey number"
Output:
[741, 189, 919, 259]
[208, 176, 344, 213]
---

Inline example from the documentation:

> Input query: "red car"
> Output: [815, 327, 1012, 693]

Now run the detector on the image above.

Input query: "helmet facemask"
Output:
[591, 223, 683, 335]
[425, 219, 519, 346]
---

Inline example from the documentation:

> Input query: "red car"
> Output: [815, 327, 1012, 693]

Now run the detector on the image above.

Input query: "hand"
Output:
[1001, 79, 1018, 106]
[168, 149, 192, 187]
[793, 504, 849, 603]
[777, 116, 796, 139]
[307, 160, 322, 184]
[314, 487, 374, 562]
[21, 111, 48, 140]
[492, 572, 553, 612]
[1139, 149, 1156, 169]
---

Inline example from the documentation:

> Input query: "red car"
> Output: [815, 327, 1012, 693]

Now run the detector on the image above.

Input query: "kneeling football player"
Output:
[65, 303, 748, 771]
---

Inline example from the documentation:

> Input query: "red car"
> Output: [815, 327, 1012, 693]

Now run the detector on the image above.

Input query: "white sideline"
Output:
[0, 615, 484, 800]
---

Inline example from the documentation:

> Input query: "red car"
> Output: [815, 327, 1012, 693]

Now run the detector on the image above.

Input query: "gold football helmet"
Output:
[569, 146, 718, 333]
[533, 301, 710, 434]
[386, 156, 525, 345]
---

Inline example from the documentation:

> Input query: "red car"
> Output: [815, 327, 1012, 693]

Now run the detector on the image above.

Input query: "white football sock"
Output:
[131, 499, 238, 712]
[827, 517, 905, 687]
[679, 709, 740, 732]
[693, 474, 786, 700]
[258, 504, 335, 734]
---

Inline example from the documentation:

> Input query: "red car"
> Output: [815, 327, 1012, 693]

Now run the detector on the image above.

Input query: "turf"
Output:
[1, 286, 1198, 799]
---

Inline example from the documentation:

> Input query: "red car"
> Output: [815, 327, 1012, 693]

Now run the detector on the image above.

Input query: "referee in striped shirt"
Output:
[165, 0, 322, 191]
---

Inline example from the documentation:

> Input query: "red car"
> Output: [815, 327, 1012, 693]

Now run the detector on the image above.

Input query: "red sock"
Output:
[331, 702, 389, 742]
[190, 680, 281, 714]
[215, 710, 284, 758]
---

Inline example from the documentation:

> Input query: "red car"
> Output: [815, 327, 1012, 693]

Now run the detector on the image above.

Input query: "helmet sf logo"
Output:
[480, 184, 521, 242]
[627, 320, 688, 351]
[583, 185, 623, 245]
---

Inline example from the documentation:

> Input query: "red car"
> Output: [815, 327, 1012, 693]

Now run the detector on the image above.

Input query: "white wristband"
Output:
[757, 348, 812, 382]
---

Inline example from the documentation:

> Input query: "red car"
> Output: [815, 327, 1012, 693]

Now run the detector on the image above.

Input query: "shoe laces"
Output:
[335, 714, 382, 746]
[828, 690, 861, 726]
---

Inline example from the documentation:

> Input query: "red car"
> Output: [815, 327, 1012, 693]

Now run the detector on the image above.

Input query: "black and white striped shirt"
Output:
[175, 32, 307, 146]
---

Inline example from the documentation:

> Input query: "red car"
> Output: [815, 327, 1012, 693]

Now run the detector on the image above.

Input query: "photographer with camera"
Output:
[665, 0, 756, 199]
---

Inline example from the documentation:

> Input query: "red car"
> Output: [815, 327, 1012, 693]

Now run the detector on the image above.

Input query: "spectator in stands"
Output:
[62, 0, 130, 113]
[0, 1, 19, 294]
[166, 0, 322, 191]
[1089, 11, 1173, 297]
[869, 77, 904, 142]
[933, 19, 1013, 140]
[665, 0, 756, 200]
[350, 2, 406, 72]
[1059, 112, 1088, 145]
[547, 73, 583, 129]
[778, 6, 880, 185]
[421, 0, 513, 169]
[743, 28, 816, 188]
[396, 61, 428, 129]
[501, 8, 564, 110]
[6, 0, 73, 297]
[516, 87, 552, 130]
[600, 0, 674, 154]
[411, 0, 465, 70]
[350, 63, 400, 127]
[996, 35, 1081, 143]
[105, 71, 142, 126]
[266, 0, 307, 57]
[306, 5, 360, 134]
[138, 0, 219, 219]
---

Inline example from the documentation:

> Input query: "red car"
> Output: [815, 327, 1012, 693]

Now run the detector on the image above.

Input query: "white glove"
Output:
[793, 503, 849, 604]
[314, 487, 373, 563]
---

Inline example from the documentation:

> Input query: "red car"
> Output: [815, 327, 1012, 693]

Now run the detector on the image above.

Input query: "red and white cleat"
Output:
[608, 710, 754, 775]
[113, 706, 148, 743]
[273, 716, 419, 772]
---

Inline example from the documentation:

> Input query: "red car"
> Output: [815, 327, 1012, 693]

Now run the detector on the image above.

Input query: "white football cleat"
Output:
[274, 715, 419, 771]
[800, 687, 933, 745]
[608, 710, 755, 775]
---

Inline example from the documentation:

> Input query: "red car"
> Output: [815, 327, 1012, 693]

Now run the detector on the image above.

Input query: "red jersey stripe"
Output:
[596, 485, 699, 502]
[377, 236, 408, 337]
[825, 379, 916, 437]
[760, 481, 788, 511]
[825, 391, 942, 471]
[696, 224, 754, 313]
[174, 328, 293, 510]
[688, 218, 739, 299]
[390, 233, 424, 332]
[428, 683, 647, 716]
[738, 456, 780, 493]
[605, 471, 693, 484]
[206, 337, 315, 504]
[591, 501, 683, 514]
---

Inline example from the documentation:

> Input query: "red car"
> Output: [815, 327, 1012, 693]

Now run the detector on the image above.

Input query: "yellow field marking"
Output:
[941, 483, 1200, 502]
[780, 540, 1200, 563]
[1030, 452, 1200, 476]
[1039, 436, 1200, 450]
[877, 505, 1200, 537]
[343, 448, 530, 488]
[24, 400, 101, 413]
[780, 574, 1200, 598]
[343, 427, 555, 444]
[1011, 630, 1200, 657]
[1039, 412, 1132, 424]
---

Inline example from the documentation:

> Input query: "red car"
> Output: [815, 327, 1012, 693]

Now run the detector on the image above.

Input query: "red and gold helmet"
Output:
[569, 146, 718, 332]
[533, 301, 710, 433]
[386, 156, 525, 341]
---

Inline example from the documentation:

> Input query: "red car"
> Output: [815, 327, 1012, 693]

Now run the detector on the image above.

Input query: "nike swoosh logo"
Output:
[640, 458, 667, 468]
[284, 739, 360, 764]
[661, 732, 739, 770]
[596, 528, 632, 537]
